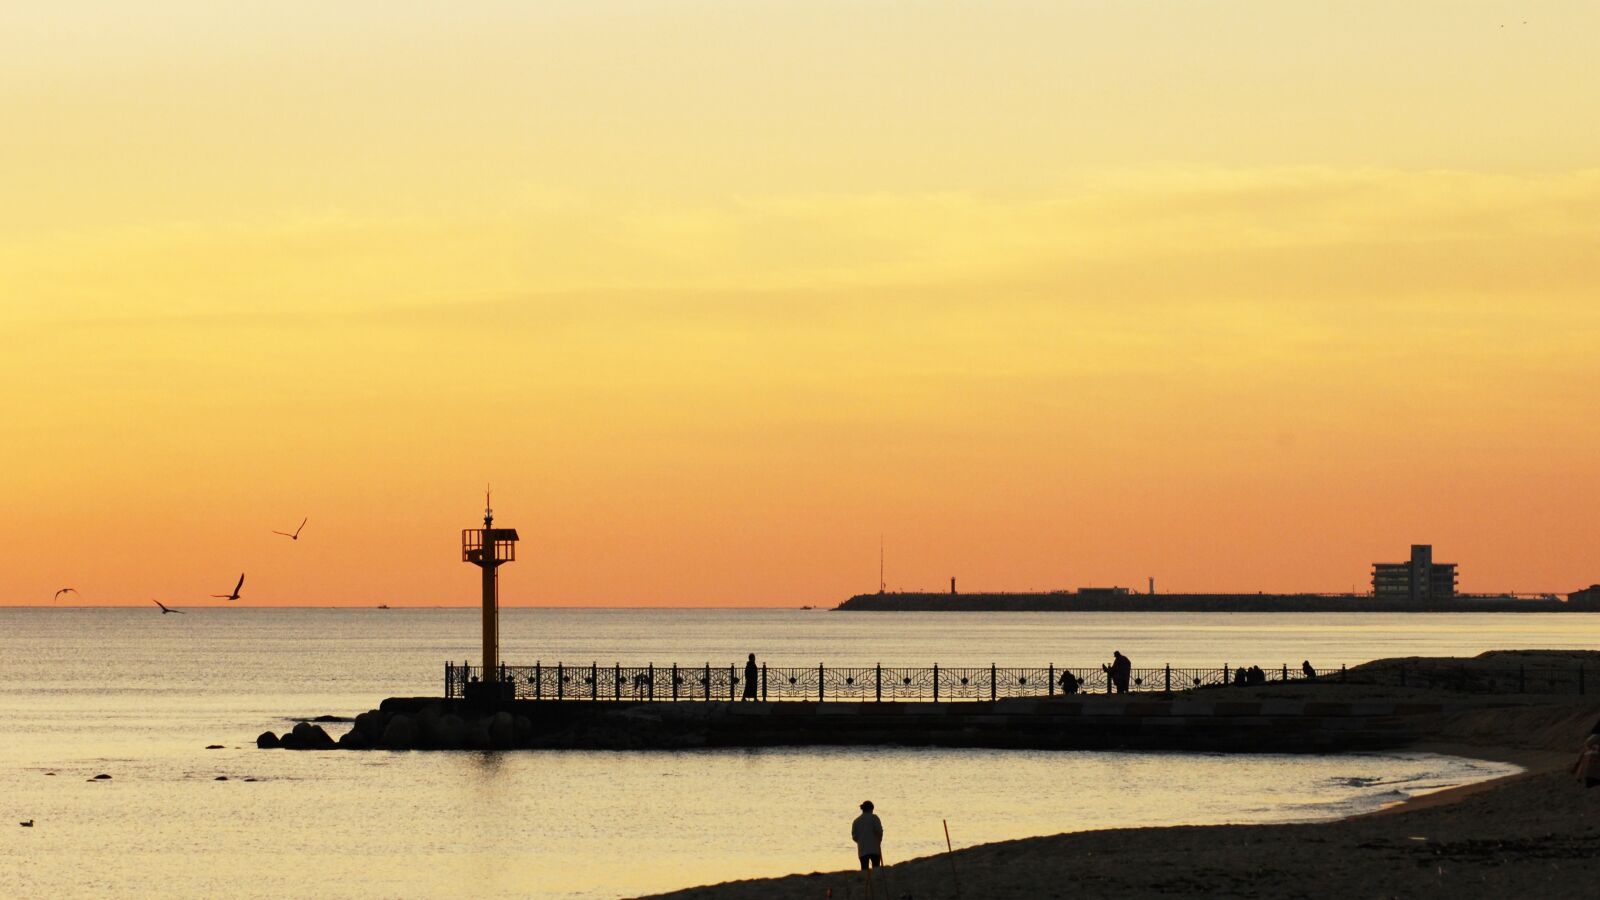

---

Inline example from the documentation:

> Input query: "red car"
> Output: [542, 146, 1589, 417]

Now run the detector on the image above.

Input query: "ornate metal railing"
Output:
[444, 661, 1309, 701]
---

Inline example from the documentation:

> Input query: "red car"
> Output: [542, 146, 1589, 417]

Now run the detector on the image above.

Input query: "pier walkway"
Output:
[446, 658, 1594, 702]
[446, 661, 1318, 702]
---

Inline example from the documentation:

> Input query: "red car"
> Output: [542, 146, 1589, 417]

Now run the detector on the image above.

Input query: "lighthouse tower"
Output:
[462, 489, 518, 704]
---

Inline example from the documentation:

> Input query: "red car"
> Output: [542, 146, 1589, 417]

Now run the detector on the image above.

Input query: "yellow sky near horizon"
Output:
[3, 2, 1597, 606]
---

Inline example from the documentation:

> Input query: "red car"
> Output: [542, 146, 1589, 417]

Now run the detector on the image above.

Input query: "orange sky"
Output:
[3, 3, 1597, 606]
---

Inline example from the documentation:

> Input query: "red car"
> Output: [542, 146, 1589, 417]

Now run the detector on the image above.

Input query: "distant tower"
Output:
[1148, 576, 1155, 595]
[878, 536, 886, 594]
[462, 487, 518, 702]
[950, 577, 957, 595]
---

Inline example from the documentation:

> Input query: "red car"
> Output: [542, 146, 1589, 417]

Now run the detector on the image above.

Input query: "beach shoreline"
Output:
[644, 656, 1600, 899]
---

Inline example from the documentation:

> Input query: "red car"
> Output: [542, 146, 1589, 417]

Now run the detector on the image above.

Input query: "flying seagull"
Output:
[273, 517, 308, 541]
[212, 573, 245, 601]
[153, 599, 185, 615]
[53, 588, 76, 600]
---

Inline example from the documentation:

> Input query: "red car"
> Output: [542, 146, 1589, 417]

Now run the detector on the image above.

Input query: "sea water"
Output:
[3, 607, 1577, 898]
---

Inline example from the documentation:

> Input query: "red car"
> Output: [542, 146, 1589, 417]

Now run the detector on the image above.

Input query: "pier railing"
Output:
[444, 662, 1315, 702]
[1342, 660, 1592, 695]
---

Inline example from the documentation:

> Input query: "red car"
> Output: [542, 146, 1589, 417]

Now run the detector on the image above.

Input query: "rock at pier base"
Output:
[256, 731, 280, 749]
[281, 722, 336, 750]
[379, 715, 418, 750]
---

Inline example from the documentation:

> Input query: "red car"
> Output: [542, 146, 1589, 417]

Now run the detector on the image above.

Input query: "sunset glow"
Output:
[4, 2, 1597, 605]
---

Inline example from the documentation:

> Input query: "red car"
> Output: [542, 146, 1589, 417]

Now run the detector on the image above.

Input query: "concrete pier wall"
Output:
[366, 695, 1447, 753]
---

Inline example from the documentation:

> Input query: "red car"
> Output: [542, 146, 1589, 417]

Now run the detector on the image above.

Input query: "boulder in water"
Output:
[338, 728, 370, 750]
[488, 711, 515, 749]
[354, 710, 387, 744]
[379, 715, 418, 750]
[92, 774, 111, 780]
[433, 714, 466, 750]
[286, 721, 336, 750]
[256, 731, 281, 749]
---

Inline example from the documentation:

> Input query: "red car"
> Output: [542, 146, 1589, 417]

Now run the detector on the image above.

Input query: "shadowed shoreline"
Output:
[640, 652, 1600, 900]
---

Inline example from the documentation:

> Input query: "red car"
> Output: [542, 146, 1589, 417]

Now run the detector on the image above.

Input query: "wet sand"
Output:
[645, 654, 1600, 899]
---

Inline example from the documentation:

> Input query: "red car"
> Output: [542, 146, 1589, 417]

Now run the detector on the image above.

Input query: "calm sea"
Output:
[4, 607, 1587, 899]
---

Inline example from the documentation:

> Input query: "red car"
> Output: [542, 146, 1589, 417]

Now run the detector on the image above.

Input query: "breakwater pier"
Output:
[257, 652, 1599, 754]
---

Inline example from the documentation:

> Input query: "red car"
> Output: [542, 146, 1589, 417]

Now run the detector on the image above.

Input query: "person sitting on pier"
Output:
[1059, 669, 1079, 695]
[742, 653, 759, 701]
[1233, 666, 1248, 687]
[1302, 660, 1316, 680]
[1104, 651, 1131, 694]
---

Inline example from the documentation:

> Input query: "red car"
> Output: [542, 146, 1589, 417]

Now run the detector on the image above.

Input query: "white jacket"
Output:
[851, 812, 883, 856]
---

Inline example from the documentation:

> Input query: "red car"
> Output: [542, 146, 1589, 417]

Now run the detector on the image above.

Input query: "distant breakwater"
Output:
[835, 592, 1577, 613]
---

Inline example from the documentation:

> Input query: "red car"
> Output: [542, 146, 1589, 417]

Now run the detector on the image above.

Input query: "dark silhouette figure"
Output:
[1302, 660, 1316, 679]
[1059, 669, 1079, 695]
[742, 653, 759, 700]
[273, 517, 308, 540]
[1233, 666, 1248, 686]
[1249, 665, 1266, 686]
[852, 801, 883, 870]
[212, 573, 244, 601]
[153, 600, 185, 615]
[1104, 651, 1131, 694]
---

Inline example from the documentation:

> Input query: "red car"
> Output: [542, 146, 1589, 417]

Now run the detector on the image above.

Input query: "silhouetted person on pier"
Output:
[742, 653, 759, 701]
[852, 800, 883, 870]
[1059, 669, 1079, 695]
[1302, 660, 1316, 680]
[1104, 651, 1131, 694]
[1250, 665, 1266, 686]
[1233, 666, 1248, 686]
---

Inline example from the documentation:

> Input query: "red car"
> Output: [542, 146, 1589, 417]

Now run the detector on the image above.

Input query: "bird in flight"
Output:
[153, 599, 185, 615]
[53, 588, 76, 600]
[273, 517, 308, 541]
[212, 573, 245, 601]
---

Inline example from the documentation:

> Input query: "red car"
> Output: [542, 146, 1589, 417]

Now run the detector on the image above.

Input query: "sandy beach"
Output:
[646, 653, 1600, 900]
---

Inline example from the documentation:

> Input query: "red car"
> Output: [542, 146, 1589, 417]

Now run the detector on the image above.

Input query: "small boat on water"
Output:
[377, 604, 391, 609]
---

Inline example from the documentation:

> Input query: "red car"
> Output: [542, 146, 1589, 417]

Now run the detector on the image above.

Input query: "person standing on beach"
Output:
[851, 801, 883, 869]
[742, 653, 759, 701]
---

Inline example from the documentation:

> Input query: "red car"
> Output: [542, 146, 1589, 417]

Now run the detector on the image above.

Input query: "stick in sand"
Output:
[944, 818, 963, 899]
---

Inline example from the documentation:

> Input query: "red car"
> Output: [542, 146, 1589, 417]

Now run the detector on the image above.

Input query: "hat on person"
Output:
[860, 800, 874, 811]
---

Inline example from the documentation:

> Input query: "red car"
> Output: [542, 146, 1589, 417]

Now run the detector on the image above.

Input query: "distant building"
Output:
[1569, 585, 1600, 608]
[1372, 544, 1457, 601]
[1077, 586, 1131, 598]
